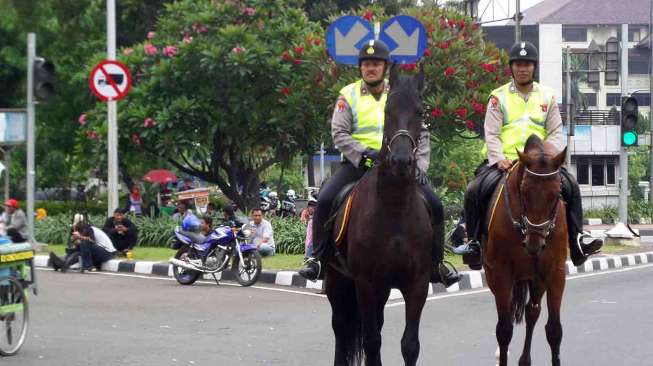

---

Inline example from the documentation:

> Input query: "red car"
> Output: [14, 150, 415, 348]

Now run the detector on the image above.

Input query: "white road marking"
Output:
[37, 262, 653, 304]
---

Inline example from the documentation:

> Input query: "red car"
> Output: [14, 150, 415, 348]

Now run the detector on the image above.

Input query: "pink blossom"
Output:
[363, 9, 374, 21]
[232, 46, 246, 54]
[280, 87, 291, 96]
[147, 31, 156, 39]
[243, 7, 256, 16]
[444, 66, 456, 77]
[293, 59, 302, 65]
[183, 35, 193, 44]
[78, 113, 86, 126]
[143, 118, 156, 128]
[466, 120, 476, 130]
[144, 43, 158, 56]
[122, 48, 134, 56]
[132, 133, 142, 145]
[163, 45, 178, 57]
[423, 48, 432, 57]
[431, 108, 444, 118]
[85, 130, 99, 140]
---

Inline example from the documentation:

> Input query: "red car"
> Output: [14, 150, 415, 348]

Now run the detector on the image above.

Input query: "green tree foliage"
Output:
[81, 0, 330, 209]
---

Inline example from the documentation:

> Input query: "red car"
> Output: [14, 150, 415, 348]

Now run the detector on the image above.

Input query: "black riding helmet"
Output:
[508, 41, 538, 65]
[358, 39, 391, 67]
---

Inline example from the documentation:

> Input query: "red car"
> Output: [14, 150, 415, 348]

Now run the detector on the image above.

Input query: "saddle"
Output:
[476, 167, 505, 237]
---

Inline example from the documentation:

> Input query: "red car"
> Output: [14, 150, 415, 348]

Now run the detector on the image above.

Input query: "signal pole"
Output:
[619, 24, 629, 223]
[26, 34, 36, 244]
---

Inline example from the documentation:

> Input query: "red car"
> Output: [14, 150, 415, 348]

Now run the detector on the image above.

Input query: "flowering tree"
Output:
[80, 0, 331, 209]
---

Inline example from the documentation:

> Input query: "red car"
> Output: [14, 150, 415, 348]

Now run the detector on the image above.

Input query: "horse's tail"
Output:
[511, 280, 529, 324]
[344, 296, 364, 365]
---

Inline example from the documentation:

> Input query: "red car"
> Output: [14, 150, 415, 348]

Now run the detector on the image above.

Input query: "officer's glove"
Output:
[415, 169, 429, 185]
[361, 148, 380, 168]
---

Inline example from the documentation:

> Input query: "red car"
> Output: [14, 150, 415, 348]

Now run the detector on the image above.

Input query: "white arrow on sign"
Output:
[385, 20, 419, 56]
[335, 20, 369, 56]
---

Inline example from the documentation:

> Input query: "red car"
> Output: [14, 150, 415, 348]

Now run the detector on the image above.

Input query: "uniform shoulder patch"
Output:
[489, 96, 499, 109]
[541, 103, 548, 112]
[336, 97, 347, 112]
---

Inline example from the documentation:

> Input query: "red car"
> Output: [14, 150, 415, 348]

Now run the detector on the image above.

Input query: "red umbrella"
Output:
[143, 169, 177, 184]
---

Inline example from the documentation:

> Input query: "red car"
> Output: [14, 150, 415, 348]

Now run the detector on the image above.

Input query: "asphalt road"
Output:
[3, 264, 653, 366]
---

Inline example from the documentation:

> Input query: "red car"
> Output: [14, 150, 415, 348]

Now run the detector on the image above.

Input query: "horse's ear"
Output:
[517, 148, 530, 165]
[389, 61, 398, 87]
[552, 147, 567, 168]
[417, 63, 425, 94]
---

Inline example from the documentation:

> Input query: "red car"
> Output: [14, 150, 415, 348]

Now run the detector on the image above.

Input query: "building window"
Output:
[628, 28, 641, 42]
[632, 93, 651, 107]
[583, 93, 597, 107]
[606, 93, 622, 107]
[562, 27, 587, 42]
[575, 157, 617, 187]
[628, 52, 649, 74]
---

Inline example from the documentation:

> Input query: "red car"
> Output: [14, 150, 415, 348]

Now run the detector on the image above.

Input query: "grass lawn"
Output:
[38, 243, 641, 271]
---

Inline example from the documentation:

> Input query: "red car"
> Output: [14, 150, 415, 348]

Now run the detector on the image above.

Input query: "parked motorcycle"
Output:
[260, 190, 278, 215]
[169, 223, 262, 286]
[277, 189, 297, 217]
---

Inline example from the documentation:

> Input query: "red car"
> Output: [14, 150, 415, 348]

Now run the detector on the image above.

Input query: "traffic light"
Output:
[33, 57, 55, 101]
[621, 96, 638, 147]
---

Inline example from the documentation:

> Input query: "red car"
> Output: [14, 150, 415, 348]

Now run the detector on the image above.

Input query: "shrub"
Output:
[269, 216, 307, 255]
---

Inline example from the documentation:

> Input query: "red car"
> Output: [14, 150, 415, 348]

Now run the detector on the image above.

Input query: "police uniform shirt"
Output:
[331, 81, 431, 173]
[484, 81, 566, 166]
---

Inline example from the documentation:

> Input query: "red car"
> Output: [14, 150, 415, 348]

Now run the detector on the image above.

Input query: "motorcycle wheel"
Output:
[172, 247, 201, 285]
[235, 251, 262, 287]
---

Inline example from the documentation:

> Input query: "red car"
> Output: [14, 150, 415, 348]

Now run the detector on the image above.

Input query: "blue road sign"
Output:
[379, 15, 427, 64]
[326, 15, 374, 65]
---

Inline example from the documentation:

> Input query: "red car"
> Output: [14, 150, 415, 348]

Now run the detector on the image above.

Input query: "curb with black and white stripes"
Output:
[33, 251, 653, 297]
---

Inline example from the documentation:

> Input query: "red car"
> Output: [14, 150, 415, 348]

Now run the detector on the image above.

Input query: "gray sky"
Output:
[476, 0, 544, 24]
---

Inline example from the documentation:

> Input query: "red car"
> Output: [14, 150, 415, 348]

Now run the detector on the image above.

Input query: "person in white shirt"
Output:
[250, 208, 275, 257]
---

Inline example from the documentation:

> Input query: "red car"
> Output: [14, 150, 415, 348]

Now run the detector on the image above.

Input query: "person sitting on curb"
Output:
[250, 208, 275, 257]
[0, 199, 28, 243]
[51, 219, 117, 272]
[103, 208, 138, 255]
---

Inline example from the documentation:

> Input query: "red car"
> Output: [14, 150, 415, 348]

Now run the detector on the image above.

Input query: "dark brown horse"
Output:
[326, 64, 431, 366]
[484, 135, 568, 366]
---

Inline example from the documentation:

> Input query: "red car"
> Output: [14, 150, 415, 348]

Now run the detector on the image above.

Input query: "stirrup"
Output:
[577, 233, 603, 256]
[299, 257, 322, 282]
[452, 240, 480, 255]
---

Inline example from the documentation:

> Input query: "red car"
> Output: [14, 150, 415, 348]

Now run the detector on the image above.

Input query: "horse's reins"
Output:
[503, 163, 562, 242]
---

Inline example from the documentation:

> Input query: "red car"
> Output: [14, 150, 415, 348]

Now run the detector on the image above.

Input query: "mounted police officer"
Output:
[455, 41, 603, 267]
[298, 39, 460, 287]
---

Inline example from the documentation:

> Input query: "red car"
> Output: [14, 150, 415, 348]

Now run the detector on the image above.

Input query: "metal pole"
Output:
[566, 46, 573, 165]
[26, 33, 36, 244]
[319, 142, 325, 185]
[515, 0, 521, 43]
[649, 0, 653, 203]
[106, 0, 119, 217]
[4, 147, 9, 201]
[619, 24, 629, 223]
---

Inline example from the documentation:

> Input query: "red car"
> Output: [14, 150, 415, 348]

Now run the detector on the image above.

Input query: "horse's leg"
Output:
[494, 285, 514, 366]
[400, 278, 428, 366]
[518, 282, 544, 366]
[545, 283, 564, 366]
[355, 280, 383, 366]
[327, 271, 363, 366]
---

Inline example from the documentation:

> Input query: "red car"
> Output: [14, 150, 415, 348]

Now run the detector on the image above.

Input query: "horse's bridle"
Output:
[385, 129, 418, 156]
[504, 165, 562, 242]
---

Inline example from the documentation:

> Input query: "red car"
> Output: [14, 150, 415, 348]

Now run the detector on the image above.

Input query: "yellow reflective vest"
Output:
[339, 80, 386, 150]
[483, 81, 555, 161]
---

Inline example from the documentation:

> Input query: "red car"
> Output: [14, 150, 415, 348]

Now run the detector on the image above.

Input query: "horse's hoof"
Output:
[518, 358, 531, 366]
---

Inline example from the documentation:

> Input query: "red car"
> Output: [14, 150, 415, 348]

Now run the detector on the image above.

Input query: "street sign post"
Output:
[88, 60, 132, 101]
[379, 15, 427, 64]
[326, 15, 374, 65]
[326, 15, 427, 65]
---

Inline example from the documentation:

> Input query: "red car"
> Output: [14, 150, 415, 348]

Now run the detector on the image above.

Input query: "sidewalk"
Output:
[33, 250, 653, 297]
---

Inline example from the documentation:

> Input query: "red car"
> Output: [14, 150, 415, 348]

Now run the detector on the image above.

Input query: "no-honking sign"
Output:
[89, 60, 132, 101]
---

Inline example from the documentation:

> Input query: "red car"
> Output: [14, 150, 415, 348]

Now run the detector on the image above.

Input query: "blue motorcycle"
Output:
[169, 223, 262, 286]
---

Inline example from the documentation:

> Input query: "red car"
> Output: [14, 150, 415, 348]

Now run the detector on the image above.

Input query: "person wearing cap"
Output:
[298, 39, 460, 287]
[1, 199, 27, 243]
[454, 41, 602, 267]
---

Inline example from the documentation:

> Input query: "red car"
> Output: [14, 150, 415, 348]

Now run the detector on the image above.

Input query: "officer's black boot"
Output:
[562, 170, 603, 266]
[299, 226, 331, 282]
[430, 221, 461, 286]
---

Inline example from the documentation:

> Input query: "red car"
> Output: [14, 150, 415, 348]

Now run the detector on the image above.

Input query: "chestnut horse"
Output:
[484, 135, 568, 366]
[326, 64, 431, 366]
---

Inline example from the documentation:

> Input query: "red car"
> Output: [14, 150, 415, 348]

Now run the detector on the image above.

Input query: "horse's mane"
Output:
[522, 134, 558, 167]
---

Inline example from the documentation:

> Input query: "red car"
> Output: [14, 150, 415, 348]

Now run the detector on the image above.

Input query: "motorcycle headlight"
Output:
[240, 224, 253, 238]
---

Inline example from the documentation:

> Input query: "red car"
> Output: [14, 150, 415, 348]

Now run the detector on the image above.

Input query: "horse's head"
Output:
[382, 63, 425, 178]
[516, 135, 567, 256]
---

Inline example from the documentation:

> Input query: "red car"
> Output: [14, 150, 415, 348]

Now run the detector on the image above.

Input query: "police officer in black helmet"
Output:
[298, 39, 461, 287]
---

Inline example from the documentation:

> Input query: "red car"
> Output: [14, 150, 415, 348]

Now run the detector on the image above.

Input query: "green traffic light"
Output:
[623, 131, 637, 146]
